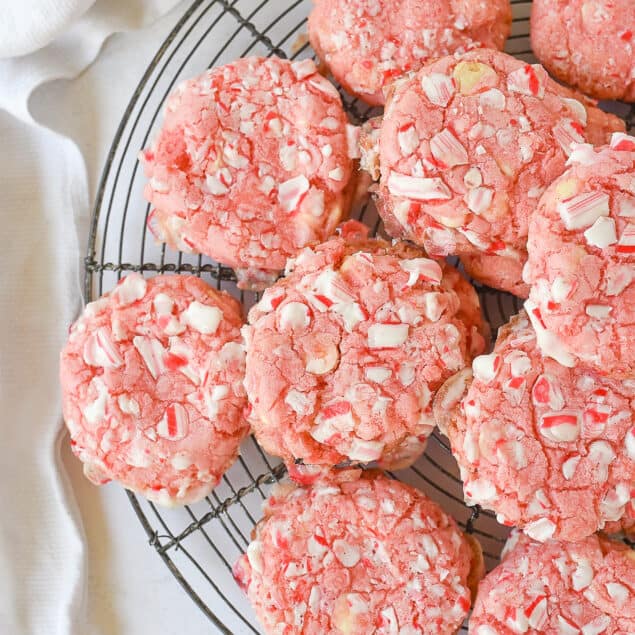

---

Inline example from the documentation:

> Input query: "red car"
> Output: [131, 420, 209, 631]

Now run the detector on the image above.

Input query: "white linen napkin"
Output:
[0, 2, 182, 633]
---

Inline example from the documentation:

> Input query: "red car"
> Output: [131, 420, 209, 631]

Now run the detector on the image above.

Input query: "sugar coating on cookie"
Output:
[141, 56, 355, 289]
[374, 49, 625, 296]
[470, 531, 635, 634]
[244, 221, 486, 469]
[60, 274, 248, 506]
[531, 0, 635, 103]
[308, 0, 511, 106]
[435, 311, 634, 542]
[234, 469, 483, 635]
[524, 137, 635, 377]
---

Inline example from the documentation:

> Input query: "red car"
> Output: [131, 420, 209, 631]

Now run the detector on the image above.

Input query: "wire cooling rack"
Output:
[85, 1, 635, 633]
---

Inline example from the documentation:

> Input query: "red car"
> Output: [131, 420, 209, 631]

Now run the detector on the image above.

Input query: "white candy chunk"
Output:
[153, 293, 174, 315]
[83, 377, 108, 424]
[588, 440, 615, 482]
[524, 518, 556, 542]
[278, 175, 310, 211]
[606, 582, 629, 604]
[118, 394, 140, 417]
[285, 389, 313, 415]
[472, 353, 501, 383]
[329, 167, 344, 181]
[466, 187, 493, 215]
[479, 88, 506, 109]
[365, 367, 391, 383]
[423, 292, 447, 322]
[332, 302, 365, 332]
[561, 97, 588, 125]
[610, 132, 635, 151]
[557, 615, 581, 635]
[114, 273, 147, 305]
[507, 64, 545, 98]
[558, 191, 610, 230]
[430, 129, 469, 167]
[466, 478, 497, 503]
[398, 124, 420, 156]
[246, 540, 263, 574]
[346, 124, 360, 159]
[368, 323, 409, 348]
[626, 427, 635, 460]
[585, 304, 612, 319]
[83, 327, 123, 368]
[182, 301, 222, 334]
[562, 456, 581, 480]
[464, 167, 483, 188]
[308, 585, 321, 614]
[156, 403, 189, 440]
[572, 558, 594, 591]
[581, 616, 610, 635]
[291, 58, 316, 79]
[206, 173, 228, 195]
[584, 217, 617, 248]
[526, 596, 548, 630]
[553, 119, 586, 156]
[332, 539, 360, 567]
[399, 258, 443, 286]
[279, 302, 310, 330]
[387, 172, 452, 201]
[551, 277, 573, 303]
[477, 627, 499, 635]
[399, 363, 415, 387]
[132, 336, 165, 379]
[525, 300, 575, 367]
[421, 73, 455, 106]
[347, 437, 384, 462]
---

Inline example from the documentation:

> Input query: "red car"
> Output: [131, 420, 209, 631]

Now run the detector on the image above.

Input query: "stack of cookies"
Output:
[60, 0, 634, 632]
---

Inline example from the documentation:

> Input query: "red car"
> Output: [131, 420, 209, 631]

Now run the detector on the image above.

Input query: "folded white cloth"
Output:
[0, 0, 97, 58]
[0, 2, 185, 634]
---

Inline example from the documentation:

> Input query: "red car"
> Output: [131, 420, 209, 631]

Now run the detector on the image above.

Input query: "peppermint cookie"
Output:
[244, 222, 487, 469]
[141, 56, 356, 289]
[531, 0, 635, 103]
[434, 311, 634, 542]
[307, 0, 511, 106]
[234, 469, 484, 635]
[373, 48, 625, 296]
[60, 274, 248, 506]
[525, 136, 635, 377]
[470, 531, 635, 634]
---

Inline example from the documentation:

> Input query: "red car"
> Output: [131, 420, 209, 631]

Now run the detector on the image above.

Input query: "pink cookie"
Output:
[307, 0, 511, 106]
[531, 0, 635, 103]
[524, 136, 635, 377]
[244, 221, 487, 470]
[370, 49, 625, 296]
[234, 469, 484, 635]
[60, 274, 248, 506]
[141, 56, 356, 290]
[435, 311, 635, 542]
[470, 531, 635, 635]
[461, 253, 530, 298]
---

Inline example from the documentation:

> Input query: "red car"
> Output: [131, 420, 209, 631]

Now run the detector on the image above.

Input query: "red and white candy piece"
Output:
[584, 216, 617, 248]
[83, 327, 124, 368]
[387, 172, 452, 201]
[610, 132, 635, 151]
[558, 191, 610, 230]
[157, 403, 189, 440]
[430, 129, 469, 168]
[113, 273, 147, 306]
[617, 223, 635, 254]
[421, 73, 455, 107]
[539, 410, 581, 443]
[507, 64, 545, 98]
[278, 175, 310, 212]
[368, 323, 409, 348]
[553, 119, 586, 156]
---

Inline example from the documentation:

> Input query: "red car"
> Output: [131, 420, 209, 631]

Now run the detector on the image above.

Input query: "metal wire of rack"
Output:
[84, 1, 635, 633]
